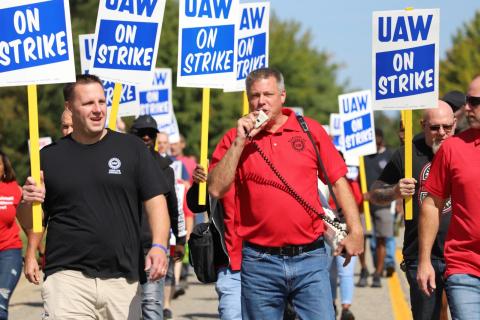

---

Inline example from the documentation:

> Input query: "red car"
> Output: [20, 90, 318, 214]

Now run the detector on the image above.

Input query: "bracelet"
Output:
[151, 243, 168, 254]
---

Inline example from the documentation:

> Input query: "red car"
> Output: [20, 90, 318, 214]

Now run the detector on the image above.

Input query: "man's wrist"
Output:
[151, 243, 168, 254]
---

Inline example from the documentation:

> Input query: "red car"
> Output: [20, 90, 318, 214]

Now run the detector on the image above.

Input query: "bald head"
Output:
[157, 132, 169, 155]
[421, 100, 456, 152]
[61, 109, 73, 136]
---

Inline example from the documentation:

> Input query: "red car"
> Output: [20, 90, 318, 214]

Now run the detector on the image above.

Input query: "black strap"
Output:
[295, 115, 342, 214]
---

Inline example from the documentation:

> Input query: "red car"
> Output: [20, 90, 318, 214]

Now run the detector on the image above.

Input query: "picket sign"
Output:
[224, 1, 269, 92]
[243, 91, 249, 115]
[177, 0, 239, 204]
[0, 0, 76, 232]
[89, 0, 166, 129]
[78, 34, 139, 118]
[338, 90, 377, 232]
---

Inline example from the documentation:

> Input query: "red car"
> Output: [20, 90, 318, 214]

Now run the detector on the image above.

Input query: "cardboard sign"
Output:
[79, 34, 138, 117]
[339, 90, 377, 157]
[89, 0, 166, 85]
[329, 113, 343, 151]
[372, 9, 440, 110]
[137, 68, 180, 142]
[177, 0, 239, 88]
[224, 1, 269, 92]
[0, 0, 75, 86]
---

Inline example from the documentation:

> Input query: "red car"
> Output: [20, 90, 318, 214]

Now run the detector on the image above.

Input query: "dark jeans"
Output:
[0, 249, 23, 320]
[404, 259, 446, 320]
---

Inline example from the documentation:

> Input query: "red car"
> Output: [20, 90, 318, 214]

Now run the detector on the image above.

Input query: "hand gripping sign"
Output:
[0, 0, 76, 232]
[372, 9, 439, 111]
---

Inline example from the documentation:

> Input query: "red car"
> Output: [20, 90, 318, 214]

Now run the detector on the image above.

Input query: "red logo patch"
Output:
[289, 136, 306, 152]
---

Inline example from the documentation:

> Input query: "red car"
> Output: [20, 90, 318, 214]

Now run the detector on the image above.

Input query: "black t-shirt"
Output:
[41, 130, 169, 280]
[364, 148, 393, 212]
[378, 133, 451, 260]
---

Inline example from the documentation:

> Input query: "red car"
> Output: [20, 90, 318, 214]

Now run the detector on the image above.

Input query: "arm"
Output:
[24, 229, 44, 284]
[186, 165, 208, 213]
[332, 177, 364, 265]
[368, 178, 417, 206]
[144, 194, 170, 281]
[417, 194, 445, 296]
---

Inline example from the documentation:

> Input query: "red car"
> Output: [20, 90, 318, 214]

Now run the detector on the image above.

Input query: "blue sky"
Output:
[267, 1, 478, 91]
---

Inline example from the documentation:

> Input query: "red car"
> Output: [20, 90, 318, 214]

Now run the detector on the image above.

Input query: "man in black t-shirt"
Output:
[20, 74, 171, 320]
[369, 101, 456, 320]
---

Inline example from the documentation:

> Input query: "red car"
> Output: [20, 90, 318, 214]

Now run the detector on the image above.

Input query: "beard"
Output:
[431, 139, 442, 154]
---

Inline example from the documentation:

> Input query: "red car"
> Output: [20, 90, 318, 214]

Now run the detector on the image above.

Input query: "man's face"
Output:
[422, 110, 456, 152]
[66, 82, 106, 139]
[61, 111, 73, 137]
[248, 76, 286, 121]
[136, 128, 157, 150]
[157, 133, 169, 154]
[466, 77, 480, 129]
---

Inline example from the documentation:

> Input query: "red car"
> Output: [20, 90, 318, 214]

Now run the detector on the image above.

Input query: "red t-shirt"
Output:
[0, 181, 22, 251]
[425, 128, 480, 278]
[212, 109, 346, 247]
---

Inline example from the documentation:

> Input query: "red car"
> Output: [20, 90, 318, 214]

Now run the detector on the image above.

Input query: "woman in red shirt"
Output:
[0, 150, 22, 320]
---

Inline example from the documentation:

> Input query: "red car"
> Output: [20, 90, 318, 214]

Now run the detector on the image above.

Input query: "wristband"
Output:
[151, 243, 168, 254]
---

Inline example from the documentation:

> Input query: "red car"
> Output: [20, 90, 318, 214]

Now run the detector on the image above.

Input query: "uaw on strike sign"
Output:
[89, 0, 166, 86]
[372, 9, 439, 110]
[0, 0, 75, 86]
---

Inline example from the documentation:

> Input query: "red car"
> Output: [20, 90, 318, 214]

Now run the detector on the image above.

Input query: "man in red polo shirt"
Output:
[208, 68, 364, 319]
[418, 75, 480, 319]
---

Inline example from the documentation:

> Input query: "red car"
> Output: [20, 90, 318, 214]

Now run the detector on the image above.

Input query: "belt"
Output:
[245, 238, 324, 257]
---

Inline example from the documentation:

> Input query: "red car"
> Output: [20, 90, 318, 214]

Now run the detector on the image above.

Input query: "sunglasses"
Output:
[428, 124, 454, 132]
[466, 95, 480, 108]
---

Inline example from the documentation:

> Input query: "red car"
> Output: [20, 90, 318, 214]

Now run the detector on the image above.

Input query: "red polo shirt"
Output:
[212, 109, 346, 247]
[425, 128, 480, 278]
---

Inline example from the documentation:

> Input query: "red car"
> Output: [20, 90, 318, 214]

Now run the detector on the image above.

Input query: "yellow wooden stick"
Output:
[243, 91, 249, 115]
[28, 85, 43, 233]
[404, 110, 413, 220]
[108, 82, 122, 130]
[358, 156, 372, 232]
[199, 88, 210, 205]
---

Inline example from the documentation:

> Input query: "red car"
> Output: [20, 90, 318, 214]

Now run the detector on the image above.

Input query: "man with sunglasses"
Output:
[418, 76, 480, 319]
[130, 115, 186, 320]
[368, 101, 456, 320]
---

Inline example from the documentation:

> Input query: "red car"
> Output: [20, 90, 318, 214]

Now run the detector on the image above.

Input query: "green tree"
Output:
[440, 10, 480, 94]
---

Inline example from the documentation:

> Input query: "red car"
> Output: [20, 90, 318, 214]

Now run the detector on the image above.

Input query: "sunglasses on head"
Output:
[466, 95, 480, 108]
[428, 124, 454, 132]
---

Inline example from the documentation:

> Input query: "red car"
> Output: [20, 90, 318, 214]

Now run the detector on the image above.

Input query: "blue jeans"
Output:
[141, 274, 165, 320]
[241, 243, 334, 320]
[330, 256, 357, 304]
[404, 259, 445, 320]
[445, 274, 480, 320]
[0, 249, 22, 320]
[370, 235, 396, 268]
[215, 267, 241, 320]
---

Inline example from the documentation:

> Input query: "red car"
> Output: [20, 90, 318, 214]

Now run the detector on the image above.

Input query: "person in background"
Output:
[130, 115, 186, 320]
[362, 128, 395, 288]
[170, 134, 197, 182]
[60, 109, 73, 136]
[442, 90, 466, 133]
[0, 150, 22, 320]
[369, 101, 456, 320]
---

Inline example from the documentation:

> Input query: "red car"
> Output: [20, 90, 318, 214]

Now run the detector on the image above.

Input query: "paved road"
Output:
[9, 242, 410, 320]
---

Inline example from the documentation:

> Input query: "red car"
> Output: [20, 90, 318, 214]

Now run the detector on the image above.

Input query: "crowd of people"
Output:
[0, 69, 479, 320]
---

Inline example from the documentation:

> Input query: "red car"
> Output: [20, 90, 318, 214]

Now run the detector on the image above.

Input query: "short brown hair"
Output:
[246, 68, 285, 95]
[63, 74, 104, 102]
[0, 150, 16, 182]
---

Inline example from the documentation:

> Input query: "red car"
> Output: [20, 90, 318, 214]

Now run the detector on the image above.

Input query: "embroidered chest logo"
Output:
[289, 136, 306, 152]
[418, 162, 451, 215]
[108, 157, 122, 175]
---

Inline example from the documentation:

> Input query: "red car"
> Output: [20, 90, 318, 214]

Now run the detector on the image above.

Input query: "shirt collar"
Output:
[277, 108, 302, 133]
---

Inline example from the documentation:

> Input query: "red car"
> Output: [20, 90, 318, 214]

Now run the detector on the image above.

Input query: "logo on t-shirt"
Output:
[0, 196, 14, 210]
[108, 158, 122, 175]
[289, 136, 306, 152]
[418, 162, 451, 214]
